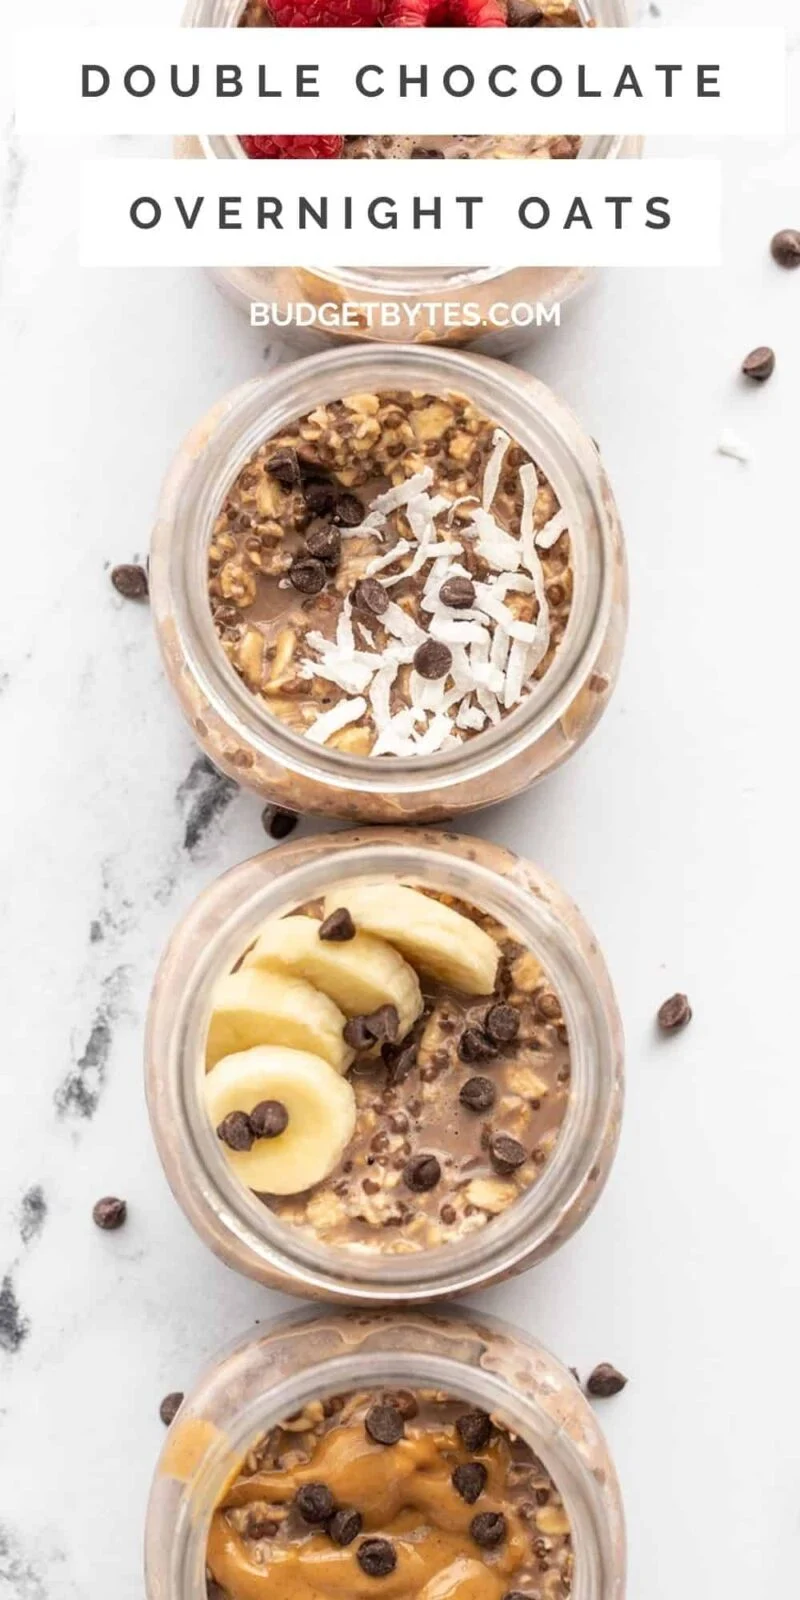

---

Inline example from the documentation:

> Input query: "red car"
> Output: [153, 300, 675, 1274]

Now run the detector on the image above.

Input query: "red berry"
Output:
[384, 0, 432, 21]
[270, 0, 382, 22]
[445, 0, 506, 19]
[239, 134, 344, 158]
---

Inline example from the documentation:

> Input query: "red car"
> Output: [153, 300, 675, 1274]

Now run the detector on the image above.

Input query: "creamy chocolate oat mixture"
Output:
[203, 882, 570, 1253]
[207, 1387, 573, 1600]
[208, 390, 573, 756]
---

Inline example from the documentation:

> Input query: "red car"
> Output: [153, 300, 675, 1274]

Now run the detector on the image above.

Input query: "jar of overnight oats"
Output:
[144, 1305, 626, 1600]
[145, 828, 624, 1301]
[177, 0, 640, 355]
[150, 345, 627, 824]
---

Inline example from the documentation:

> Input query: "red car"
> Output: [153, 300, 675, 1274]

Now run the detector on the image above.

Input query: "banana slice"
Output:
[204, 1045, 356, 1195]
[325, 882, 499, 996]
[243, 915, 423, 1037]
[206, 967, 353, 1075]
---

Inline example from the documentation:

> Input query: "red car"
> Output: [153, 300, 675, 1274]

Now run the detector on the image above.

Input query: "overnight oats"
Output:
[144, 1309, 627, 1600]
[145, 829, 624, 1299]
[179, 0, 638, 351]
[151, 347, 627, 821]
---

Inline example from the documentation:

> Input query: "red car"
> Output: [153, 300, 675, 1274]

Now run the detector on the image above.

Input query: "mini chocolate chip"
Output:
[383, 1041, 418, 1086]
[296, 1483, 336, 1524]
[489, 1133, 527, 1174]
[319, 907, 356, 941]
[263, 806, 298, 841]
[470, 1512, 507, 1549]
[344, 1005, 400, 1049]
[304, 480, 337, 516]
[456, 1411, 492, 1451]
[411, 146, 445, 158]
[413, 639, 453, 680]
[111, 563, 148, 600]
[92, 1195, 127, 1230]
[484, 1003, 520, 1044]
[249, 1100, 288, 1139]
[246, 1515, 279, 1540]
[216, 1111, 255, 1152]
[159, 1391, 184, 1426]
[403, 1153, 441, 1192]
[358, 1538, 397, 1578]
[344, 1015, 376, 1050]
[305, 523, 342, 567]
[459, 1076, 496, 1113]
[328, 1508, 362, 1546]
[289, 556, 327, 595]
[657, 993, 692, 1032]
[365, 1403, 405, 1445]
[770, 228, 800, 268]
[266, 447, 301, 487]
[586, 1362, 628, 1398]
[439, 576, 476, 609]
[333, 493, 365, 527]
[741, 345, 775, 382]
[458, 1027, 498, 1063]
[452, 1462, 487, 1504]
[352, 577, 389, 616]
[381, 1389, 418, 1419]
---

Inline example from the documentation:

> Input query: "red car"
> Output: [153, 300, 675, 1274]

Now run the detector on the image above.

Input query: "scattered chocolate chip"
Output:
[263, 806, 298, 841]
[382, 1041, 418, 1086]
[159, 1391, 184, 1426]
[111, 563, 148, 600]
[216, 1111, 255, 1152]
[289, 556, 327, 595]
[344, 1005, 400, 1049]
[770, 228, 800, 269]
[246, 1515, 279, 1540]
[352, 577, 389, 617]
[266, 447, 301, 487]
[333, 493, 365, 527]
[381, 1389, 418, 1419]
[344, 1015, 376, 1050]
[296, 1483, 336, 1524]
[328, 1508, 362, 1546]
[456, 1410, 492, 1452]
[470, 1512, 507, 1549]
[452, 1462, 487, 1504]
[358, 1538, 397, 1578]
[365, 1403, 405, 1445]
[484, 1003, 520, 1044]
[657, 993, 692, 1032]
[439, 575, 476, 609]
[741, 345, 775, 382]
[459, 1076, 496, 1113]
[586, 1363, 628, 1398]
[458, 1027, 498, 1063]
[489, 1133, 527, 1174]
[411, 146, 445, 158]
[305, 523, 342, 567]
[319, 907, 356, 941]
[303, 480, 337, 516]
[403, 1153, 441, 1192]
[413, 639, 453, 680]
[249, 1100, 288, 1139]
[92, 1195, 127, 1231]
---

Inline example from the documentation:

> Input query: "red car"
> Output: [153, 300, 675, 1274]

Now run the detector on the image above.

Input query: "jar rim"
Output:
[145, 830, 623, 1299]
[151, 343, 622, 799]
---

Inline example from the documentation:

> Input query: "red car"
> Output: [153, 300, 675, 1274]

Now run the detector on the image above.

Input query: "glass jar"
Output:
[150, 344, 627, 824]
[144, 1305, 626, 1600]
[177, 0, 641, 355]
[145, 827, 624, 1301]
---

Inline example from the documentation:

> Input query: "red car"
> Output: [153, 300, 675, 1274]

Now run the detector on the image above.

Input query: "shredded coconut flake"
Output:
[365, 539, 412, 579]
[305, 698, 367, 746]
[369, 468, 435, 516]
[482, 428, 511, 512]
[383, 602, 428, 648]
[535, 508, 568, 550]
[716, 429, 752, 463]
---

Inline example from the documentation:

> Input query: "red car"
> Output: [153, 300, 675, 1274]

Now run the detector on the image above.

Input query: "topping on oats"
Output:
[207, 390, 573, 756]
[205, 1044, 356, 1193]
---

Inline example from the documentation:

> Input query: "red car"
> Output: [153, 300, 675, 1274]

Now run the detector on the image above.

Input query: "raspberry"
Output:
[239, 134, 344, 158]
[383, 0, 430, 22]
[437, 0, 506, 19]
[270, 0, 382, 21]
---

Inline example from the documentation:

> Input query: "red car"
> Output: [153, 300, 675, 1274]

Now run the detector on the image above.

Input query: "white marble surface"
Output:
[1, 0, 800, 1595]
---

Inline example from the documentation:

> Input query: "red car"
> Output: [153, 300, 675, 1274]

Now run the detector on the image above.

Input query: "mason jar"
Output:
[177, 0, 641, 354]
[144, 1305, 626, 1600]
[149, 344, 627, 824]
[145, 828, 624, 1301]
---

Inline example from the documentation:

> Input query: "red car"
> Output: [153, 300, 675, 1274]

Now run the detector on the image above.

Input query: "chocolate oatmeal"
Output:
[207, 390, 573, 757]
[203, 880, 571, 1253]
[206, 1387, 573, 1600]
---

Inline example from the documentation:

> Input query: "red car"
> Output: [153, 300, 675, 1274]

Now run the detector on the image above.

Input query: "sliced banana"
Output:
[205, 967, 353, 1075]
[325, 882, 499, 996]
[243, 915, 423, 1037]
[204, 1045, 356, 1195]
